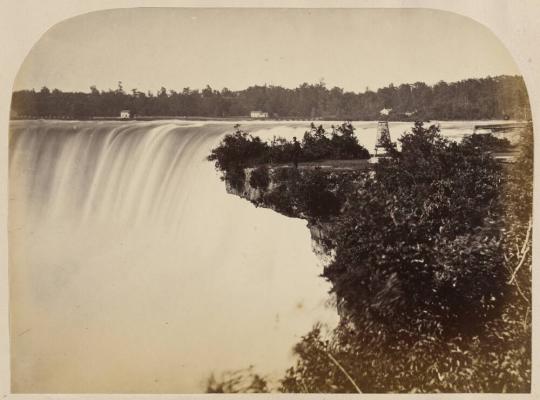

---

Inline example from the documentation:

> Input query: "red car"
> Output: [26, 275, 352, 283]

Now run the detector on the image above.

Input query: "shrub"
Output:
[280, 310, 530, 393]
[249, 165, 270, 190]
[330, 122, 371, 159]
[262, 184, 295, 216]
[503, 124, 533, 222]
[271, 166, 300, 182]
[461, 133, 512, 153]
[301, 122, 370, 161]
[225, 167, 246, 192]
[301, 123, 334, 161]
[292, 168, 342, 219]
[208, 124, 269, 172]
[268, 136, 298, 163]
[324, 122, 505, 336]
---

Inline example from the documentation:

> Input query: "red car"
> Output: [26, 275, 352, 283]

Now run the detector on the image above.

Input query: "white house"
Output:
[120, 110, 131, 119]
[250, 111, 269, 119]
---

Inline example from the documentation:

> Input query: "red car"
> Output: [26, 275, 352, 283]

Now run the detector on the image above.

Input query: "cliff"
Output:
[225, 164, 369, 258]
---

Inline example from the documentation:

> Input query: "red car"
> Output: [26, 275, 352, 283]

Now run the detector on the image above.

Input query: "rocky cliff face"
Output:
[225, 167, 269, 204]
[225, 165, 367, 259]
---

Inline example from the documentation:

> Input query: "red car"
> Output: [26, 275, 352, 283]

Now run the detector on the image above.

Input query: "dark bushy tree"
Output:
[208, 124, 268, 190]
[208, 124, 269, 171]
[301, 122, 370, 161]
[249, 165, 270, 190]
[302, 123, 333, 160]
[292, 168, 342, 219]
[461, 133, 512, 153]
[324, 122, 505, 335]
[330, 122, 371, 159]
[268, 136, 297, 163]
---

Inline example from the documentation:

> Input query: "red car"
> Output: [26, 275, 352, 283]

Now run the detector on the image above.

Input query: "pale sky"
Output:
[14, 8, 520, 93]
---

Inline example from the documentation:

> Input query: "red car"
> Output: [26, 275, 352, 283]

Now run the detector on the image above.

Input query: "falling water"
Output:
[8, 120, 338, 393]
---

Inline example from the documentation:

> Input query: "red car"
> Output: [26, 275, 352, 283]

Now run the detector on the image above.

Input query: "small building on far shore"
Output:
[250, 110, 269, 119]
[120, 110, 131, 119]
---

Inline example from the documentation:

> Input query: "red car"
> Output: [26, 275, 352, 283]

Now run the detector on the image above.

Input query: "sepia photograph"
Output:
[2, 3, 537, 395]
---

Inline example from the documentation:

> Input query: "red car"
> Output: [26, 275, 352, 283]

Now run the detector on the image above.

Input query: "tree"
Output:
[324, 122, 505, 336]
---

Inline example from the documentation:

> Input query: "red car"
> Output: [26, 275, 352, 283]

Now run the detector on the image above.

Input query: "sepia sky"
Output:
[14, 8, 520, 93]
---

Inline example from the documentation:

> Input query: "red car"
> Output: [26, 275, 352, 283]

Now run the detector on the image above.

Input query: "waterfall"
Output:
[8, 120, 337, 393]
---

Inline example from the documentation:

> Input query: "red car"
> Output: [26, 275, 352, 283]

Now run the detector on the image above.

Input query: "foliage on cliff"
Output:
[260, 167, 359, 220]
[461, 132, 512, 153]
[207, 122, 370, 182]
[324, 123, 508, 333]
[301, 122, 370, 161]
[280, 123, 532, 393]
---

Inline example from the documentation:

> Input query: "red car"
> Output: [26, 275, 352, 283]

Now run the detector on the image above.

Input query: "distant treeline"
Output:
[11, 75, 530, 120]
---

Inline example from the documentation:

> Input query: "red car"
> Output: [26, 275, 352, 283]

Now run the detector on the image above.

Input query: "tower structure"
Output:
[375, 120, 391, 155]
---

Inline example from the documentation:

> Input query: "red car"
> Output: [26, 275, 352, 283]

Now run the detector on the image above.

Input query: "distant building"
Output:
[120, 110, 131, 119]
[250, 111, 269, 119]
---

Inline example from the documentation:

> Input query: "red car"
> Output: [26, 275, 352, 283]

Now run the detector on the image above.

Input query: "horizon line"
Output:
[12, 73, 523, 96]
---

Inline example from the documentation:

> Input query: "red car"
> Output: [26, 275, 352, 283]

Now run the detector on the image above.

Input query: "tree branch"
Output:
[520, 219, 532, 256]
[508, 245, 530, 285]
[326, 352, 362, 393]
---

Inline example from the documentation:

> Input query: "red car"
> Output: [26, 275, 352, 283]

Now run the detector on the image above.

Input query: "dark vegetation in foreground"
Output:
[207, 122, 532, 393]
[11, 75, 530, 120]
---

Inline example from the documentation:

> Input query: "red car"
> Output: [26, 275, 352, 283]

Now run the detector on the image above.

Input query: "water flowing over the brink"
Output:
[9, 120, 338, 393]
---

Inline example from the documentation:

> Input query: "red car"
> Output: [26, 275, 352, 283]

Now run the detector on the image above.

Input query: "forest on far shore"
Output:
[11, 75, 530, 121]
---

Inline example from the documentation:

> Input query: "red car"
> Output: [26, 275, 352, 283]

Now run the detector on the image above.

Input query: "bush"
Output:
[461, 133, 512, 153]
[301, 122, 371, 161]
[330, 122, 371, 159]
[208, 124, 269, 172]
[259, 167, 350, 221]
[292, 168, 342, 219]
[271, 166, 300, 182]
[268, 136, 298, 163]
[262, 184, 295, 216]
[301, 123, 334, 160]
[324, 122, 505, 336]
[249, 165, 270, 190]
[280, 310, 530, 393]
[225, 167, 246, 192]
